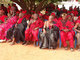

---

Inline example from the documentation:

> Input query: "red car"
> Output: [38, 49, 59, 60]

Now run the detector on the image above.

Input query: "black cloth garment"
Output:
[39, 26, 59, 49]
[6, 18, 27, 43]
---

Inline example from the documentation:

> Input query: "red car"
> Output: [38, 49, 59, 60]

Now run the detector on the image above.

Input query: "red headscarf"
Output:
[51, 12, 55, 16]
[22, 10, 27, 14]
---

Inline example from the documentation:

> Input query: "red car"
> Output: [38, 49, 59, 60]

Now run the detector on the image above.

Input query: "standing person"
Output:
[57, 13, 74, 51]
[25, 13, 44, 46]
[0, 6, 18, 41]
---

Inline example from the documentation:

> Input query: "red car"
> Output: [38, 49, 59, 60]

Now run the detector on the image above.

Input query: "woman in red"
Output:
[57, 13, 74, 51]
[25, 13, 44, 45]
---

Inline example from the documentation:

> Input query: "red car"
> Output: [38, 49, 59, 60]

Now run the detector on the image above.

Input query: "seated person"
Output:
[74, 20, 80, 51]
[57, 13, 74, 51]
[25, 13, 44, 46]
[40, 15, 59, 49]
[6, 11, 27, 45]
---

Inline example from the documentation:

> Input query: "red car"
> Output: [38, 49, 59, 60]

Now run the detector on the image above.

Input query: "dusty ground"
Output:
[0, 43, 80, 60]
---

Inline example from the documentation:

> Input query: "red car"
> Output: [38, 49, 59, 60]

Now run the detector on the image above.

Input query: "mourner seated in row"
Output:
[39, 15, 59, 49]
[25, 13, 44, 45]
[6, 11, 27, 45]
[0, 4, 80, 52]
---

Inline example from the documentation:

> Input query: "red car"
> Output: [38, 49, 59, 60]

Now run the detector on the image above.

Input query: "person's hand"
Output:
[51, 24, 54, 26]
[64, 29, 69, 32]
[15, 24, 18, 28]
[4, 21, 7, 23]
[43, 31, 46, 34]
[34, 27, 39, 30]
[78, 31, 80, 33]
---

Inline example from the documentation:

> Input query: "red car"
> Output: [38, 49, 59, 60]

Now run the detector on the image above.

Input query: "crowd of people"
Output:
[0, 3, 80, 52]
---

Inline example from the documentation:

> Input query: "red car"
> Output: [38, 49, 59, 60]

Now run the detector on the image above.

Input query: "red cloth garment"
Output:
[0, 15, 18, 40]
[57, 20, 74, 48]
[7, 6, 11, 13]
[71, 11, 78, 16]
[51, 12, 55, 16]
[43, 15, 49, 20]
[53, 18, 58, 23]
[25, 14, 31, 20]
[25, 19, 44, 41]
[17, 16, 25, 24]
[0, 15, 7, 22]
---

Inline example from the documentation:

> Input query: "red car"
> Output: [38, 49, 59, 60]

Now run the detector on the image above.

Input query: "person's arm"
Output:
[64, 29, 70, 32]
[74, 23, 80, 32]
[43, 21, 47, 33]
[34, 20, 44, 30]
[26, 20, 32, 29]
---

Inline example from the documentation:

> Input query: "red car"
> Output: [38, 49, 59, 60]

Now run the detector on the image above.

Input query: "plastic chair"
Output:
[36, 28, 42, 46]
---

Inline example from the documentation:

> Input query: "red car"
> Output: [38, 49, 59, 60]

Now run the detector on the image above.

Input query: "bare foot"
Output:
[6, 39, 12, 43]
[78, 49, 80, 51]
[9, 42, 15, 45]
[71, 48, 74, 52]
[64, 47, 68, 50]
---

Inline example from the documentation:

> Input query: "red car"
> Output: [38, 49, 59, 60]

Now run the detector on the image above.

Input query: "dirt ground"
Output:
[0, 43, 80, 60]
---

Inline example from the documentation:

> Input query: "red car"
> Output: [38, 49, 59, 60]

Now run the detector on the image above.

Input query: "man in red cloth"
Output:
[57, 13, 74, 51]
[25, 13, 44, 45]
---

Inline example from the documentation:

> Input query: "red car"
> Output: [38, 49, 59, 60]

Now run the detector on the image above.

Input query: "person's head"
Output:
[7, 13, 11, 18]
[71, 13, 74, 17]
[8, 4, 10, 6]
[10, 6, 16, 15]
[67, 15, 72, 21]
[55, 5, 58, 9]
[1, 4, 4, 7]
[19, 12, 24, 18]
[48, 15, 54, 22]
[62, 5, 65, 9]
[0, 10, 4, 16]
[50, 12, 55, 19]
[69, 6, 73, 11]
[61, 13, 67, 20]
[33, 13, 38, 20]
[39, 13, 43, 19]
[45, 11, 49, 15]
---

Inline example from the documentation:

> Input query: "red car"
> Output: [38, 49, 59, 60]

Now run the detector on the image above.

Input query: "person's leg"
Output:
[6, 28, 14, 42]
[25, 29, 32, 45]
[76, 33, 80, 50]
[32, 30, 39, 46]
[19, 31, 26, 45]
[41, 33, 49, 49]
[10, 36, 15, 45]
[60, 31, 67, 48]
[67, 32, 74, 51]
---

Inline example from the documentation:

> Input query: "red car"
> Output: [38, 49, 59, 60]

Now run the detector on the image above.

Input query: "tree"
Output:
[11, 0, 66, 13]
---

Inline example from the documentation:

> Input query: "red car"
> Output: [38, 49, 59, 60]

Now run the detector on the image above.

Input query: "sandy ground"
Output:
[0, 43, 80, 60]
